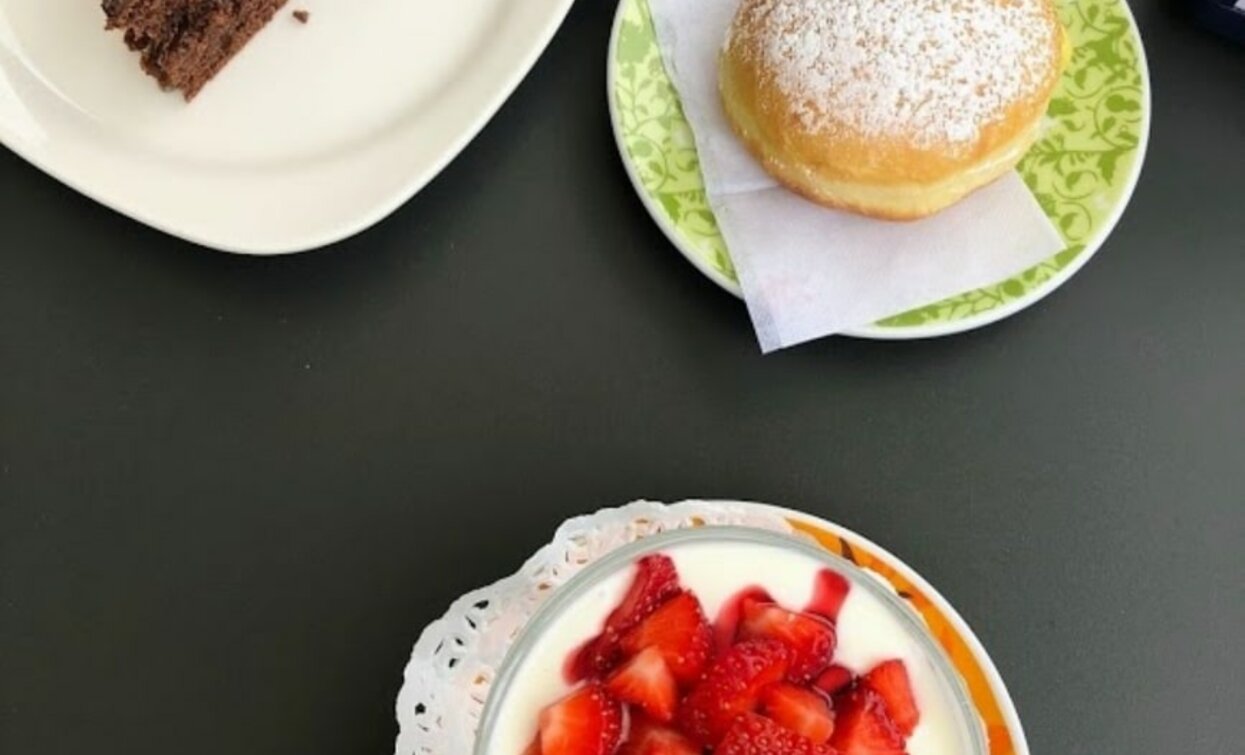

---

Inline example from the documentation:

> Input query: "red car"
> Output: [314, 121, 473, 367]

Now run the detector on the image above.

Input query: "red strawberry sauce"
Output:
[806, 569, 851, 621]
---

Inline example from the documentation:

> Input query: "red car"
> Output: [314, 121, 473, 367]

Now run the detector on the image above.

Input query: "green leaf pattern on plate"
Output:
[612, 0, 1146, 329]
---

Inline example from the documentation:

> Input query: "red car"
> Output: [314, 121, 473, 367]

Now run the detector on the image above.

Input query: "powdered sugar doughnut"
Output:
[719, 0, 1066, 219]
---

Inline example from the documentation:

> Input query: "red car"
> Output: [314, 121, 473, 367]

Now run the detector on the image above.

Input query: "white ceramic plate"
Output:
[0, 0, 575, 253]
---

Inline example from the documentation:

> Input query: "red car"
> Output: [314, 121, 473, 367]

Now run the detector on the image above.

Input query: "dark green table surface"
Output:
[2, 2, 1243, 753]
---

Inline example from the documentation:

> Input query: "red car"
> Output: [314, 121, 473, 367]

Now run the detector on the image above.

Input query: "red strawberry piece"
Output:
[539, 683, 624, 755]
[862, 660, 919, 737]
[739, 602, 837, 682]
[620, 591, 714, 683]
[676, 638, 791, 747]
[761, 682, 836, 745]
[814, 665, 854, 697]
[618, 716, 700, 755]
[714, 586, 774, 652]
[717, 713, 837, 755]
[522, 736, 543, 755]
[569, 555, 682, 680]
[605, 647, 679, 723]
[829, 687, 906, 755]
[805, 569, 851, 621]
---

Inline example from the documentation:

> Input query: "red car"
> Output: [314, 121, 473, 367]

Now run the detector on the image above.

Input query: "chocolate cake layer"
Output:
[103, 0, 288, 100]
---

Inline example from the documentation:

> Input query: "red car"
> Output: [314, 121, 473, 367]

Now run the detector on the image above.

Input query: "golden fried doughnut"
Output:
[719, 0, 1066, 220]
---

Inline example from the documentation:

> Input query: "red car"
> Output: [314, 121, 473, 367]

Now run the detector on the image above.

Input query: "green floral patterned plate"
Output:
[608, 0, 1151, 339]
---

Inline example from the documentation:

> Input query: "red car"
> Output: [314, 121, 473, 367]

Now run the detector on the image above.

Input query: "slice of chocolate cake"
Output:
[103, 0, 288, 100]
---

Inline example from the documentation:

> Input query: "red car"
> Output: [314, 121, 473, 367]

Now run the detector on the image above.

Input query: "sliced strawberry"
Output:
[569, 555, 682, 680]
[676, 638, 791, 747]
[717, 713, 837, 755]
[618, 716, 700, 755]
[522, 736, 543, 755]
[739, 602, 837, 682]
[714, 586, 774, 652]
[806, 569, 851, 621]
[539, 683, 624, 755]
[620, 591, 714, 683]
[862, 660, 919, 737]
[605, 647, 679, 723]
[761, 682, 836, 745]
[814, 665, 854, 697]
[829, 687, 906, 755]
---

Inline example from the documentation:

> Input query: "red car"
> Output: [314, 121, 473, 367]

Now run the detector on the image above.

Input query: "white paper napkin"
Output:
[647, 0, 1066, 351]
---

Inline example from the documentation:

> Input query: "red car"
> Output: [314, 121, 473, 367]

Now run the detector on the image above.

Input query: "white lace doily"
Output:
[392, 500, 796, 755]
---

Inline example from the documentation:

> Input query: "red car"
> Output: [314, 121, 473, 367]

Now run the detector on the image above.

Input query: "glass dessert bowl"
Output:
[475, 527, 987, 755]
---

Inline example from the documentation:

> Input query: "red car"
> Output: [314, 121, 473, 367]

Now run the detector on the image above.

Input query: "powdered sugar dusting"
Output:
[729, 0, 1056, 147]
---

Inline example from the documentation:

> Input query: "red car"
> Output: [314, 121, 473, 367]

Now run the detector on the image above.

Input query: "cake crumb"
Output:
[293, 9, 310, 23]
